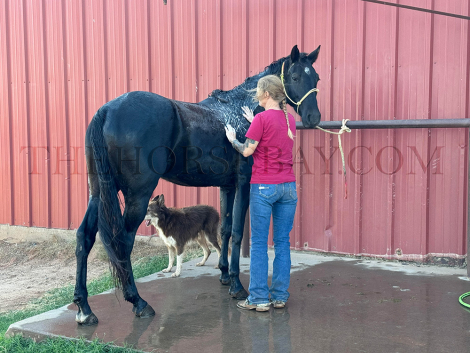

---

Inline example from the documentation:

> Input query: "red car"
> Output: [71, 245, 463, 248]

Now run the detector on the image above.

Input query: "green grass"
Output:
[0, 251, 202, 352]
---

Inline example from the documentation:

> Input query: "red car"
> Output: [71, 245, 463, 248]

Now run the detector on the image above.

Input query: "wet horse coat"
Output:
[73, 45, 321, 325]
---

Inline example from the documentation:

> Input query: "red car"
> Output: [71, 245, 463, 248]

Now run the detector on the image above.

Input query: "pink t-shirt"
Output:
[245, 109, 296, 184]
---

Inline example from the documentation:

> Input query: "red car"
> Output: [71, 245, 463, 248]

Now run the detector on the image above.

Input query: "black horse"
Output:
[73, 45, 321, 325]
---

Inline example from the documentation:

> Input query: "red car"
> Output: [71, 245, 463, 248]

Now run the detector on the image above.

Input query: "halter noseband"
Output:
[280, 61, 319, 113]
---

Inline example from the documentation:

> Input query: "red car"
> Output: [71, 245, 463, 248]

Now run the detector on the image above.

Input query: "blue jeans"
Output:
[247, 182, 297, 304]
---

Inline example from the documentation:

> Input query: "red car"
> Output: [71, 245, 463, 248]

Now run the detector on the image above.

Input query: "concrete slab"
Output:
[6, 252, 470, 353]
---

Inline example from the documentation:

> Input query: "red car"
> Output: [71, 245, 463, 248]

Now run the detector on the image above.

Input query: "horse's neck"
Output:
[200, 57, 286, 106]
[197, 58, 286, 133]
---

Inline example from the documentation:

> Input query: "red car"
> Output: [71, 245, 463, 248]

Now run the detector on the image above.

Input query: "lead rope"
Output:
[315, 120, 351, 199]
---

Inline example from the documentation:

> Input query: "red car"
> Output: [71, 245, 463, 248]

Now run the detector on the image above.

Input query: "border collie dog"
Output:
[144, 194, 222, 277]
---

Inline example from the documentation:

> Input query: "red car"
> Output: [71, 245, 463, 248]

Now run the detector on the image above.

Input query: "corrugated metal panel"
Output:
[1, 0, 469, 261]
[25, 0, 49, 228]
[8, 0, 31, 227]
[0, 0, 13, 225]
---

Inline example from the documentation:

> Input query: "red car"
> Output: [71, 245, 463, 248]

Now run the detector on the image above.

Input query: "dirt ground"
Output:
[0, 236, 167, 314]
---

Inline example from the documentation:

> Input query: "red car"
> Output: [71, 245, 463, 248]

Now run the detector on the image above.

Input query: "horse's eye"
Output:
[291, 73, 300, 82]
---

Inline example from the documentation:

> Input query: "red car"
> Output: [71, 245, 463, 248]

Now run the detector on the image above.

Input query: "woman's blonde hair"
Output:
[252, 75, 294, 140]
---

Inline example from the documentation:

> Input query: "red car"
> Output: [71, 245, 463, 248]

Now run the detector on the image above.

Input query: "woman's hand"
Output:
[225, 124, 236, 143]
[241, 106, 254, 123]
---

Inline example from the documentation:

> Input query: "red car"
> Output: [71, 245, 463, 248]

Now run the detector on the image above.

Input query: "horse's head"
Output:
[281, 45, 321, 128]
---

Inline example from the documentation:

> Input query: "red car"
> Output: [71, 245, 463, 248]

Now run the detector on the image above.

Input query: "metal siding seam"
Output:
[40, 0, 52, 228]
[192, 0, 198, 103]
[30, 0, 50, 228]
[168, 0, 175, 99]
[217, 0, 222, 90]
[191, 0, 200, 204]
[168, 1, 176, 199]
[295, 0, 304, 250]
[354, 0, 367, 256]
[425, 0, 435, 256]
[269, 0, 275, 62]
[388, 0, 400, 258]
[125, 0, 131, 94]
[21, 0, 32, 227]
[4, 0, 14, 225]
[297, 0, 304, 50]
[103, 0, 109, 102]
[61, 0, 72, 229]
[9, 0, 26, 226]
[242, 0, 248, 81]
[80, 0, 90, 212]
[325, 0, 335, 252]
[465, 0, 470, 260]
[147, 0, 152, 93]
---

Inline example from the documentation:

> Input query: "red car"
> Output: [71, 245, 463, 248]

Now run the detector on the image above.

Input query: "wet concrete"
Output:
[6, 252, 470, 353]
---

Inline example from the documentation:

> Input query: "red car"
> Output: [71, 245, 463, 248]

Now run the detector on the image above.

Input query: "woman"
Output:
[225, 75, 297, 312]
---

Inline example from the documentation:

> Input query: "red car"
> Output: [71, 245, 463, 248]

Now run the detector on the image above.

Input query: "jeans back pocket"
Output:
[289, 182, 298, 201]
[258, 184, 277, 198]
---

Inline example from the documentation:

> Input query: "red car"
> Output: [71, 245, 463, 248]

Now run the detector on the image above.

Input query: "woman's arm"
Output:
[225, 125, 259, 157]
[231, 138, 259, 157]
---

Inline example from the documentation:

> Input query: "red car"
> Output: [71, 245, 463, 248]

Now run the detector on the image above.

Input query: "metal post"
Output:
[296, 118, 470, 130]
[467, 129, 470, 277]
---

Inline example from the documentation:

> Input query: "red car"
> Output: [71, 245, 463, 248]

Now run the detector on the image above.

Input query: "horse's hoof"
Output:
[76, 312, 99, 326]
[229, 288, 249, 300]
[219, 274, 230, 285]
[135, 304, 156, 318]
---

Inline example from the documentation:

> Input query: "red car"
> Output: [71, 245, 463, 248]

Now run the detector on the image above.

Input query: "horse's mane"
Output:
[208, 53, 310, 100]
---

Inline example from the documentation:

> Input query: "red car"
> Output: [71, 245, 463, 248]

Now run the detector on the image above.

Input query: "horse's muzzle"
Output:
[302, 113, 321, 129]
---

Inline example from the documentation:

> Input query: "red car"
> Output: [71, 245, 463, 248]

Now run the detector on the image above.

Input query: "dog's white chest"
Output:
[151, 218, 177, 248]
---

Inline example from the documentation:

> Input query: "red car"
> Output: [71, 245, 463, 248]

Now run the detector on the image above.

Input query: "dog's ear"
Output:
[151, 195, 159, 202]
[159, 194, 165, 205]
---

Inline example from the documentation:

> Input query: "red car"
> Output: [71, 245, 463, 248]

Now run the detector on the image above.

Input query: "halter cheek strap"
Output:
[280, 61, 319, 113]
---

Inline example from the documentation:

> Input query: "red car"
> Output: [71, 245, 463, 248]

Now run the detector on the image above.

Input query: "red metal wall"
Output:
[1, 0, 469, 261]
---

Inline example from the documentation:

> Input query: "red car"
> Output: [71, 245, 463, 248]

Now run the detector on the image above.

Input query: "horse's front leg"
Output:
[74, 196, 99, 325]
[219, 186, 235, 285]
[229, 183, 250, 299]
[122, 195, 156, 318]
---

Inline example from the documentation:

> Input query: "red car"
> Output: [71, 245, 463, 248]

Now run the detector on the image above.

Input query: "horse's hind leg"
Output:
[121, 194, 156, 318]
[73, 193, 99, 325]
[219, 186, 236, 285]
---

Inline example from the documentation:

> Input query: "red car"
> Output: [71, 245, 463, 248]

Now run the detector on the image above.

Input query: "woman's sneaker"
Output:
[237, 299, 271, 312]
[270, 299, 286, 308]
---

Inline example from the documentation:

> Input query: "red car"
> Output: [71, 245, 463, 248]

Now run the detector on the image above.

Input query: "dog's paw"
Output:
[162, 268, 172, 273]
[213, 264, 219, 269]
[196, 262, 205, 267]
[171, 272, 181, 278]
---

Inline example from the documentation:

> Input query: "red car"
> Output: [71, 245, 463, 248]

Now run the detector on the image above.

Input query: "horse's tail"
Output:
[89, 108, 128, 288]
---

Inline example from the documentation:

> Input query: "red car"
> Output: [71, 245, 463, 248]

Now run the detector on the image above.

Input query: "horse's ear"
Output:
[307, 45, 321, 64]
[290, 45, 300, 63]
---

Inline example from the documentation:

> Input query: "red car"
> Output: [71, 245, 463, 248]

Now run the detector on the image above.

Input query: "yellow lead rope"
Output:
[316, 119, 351, 199]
